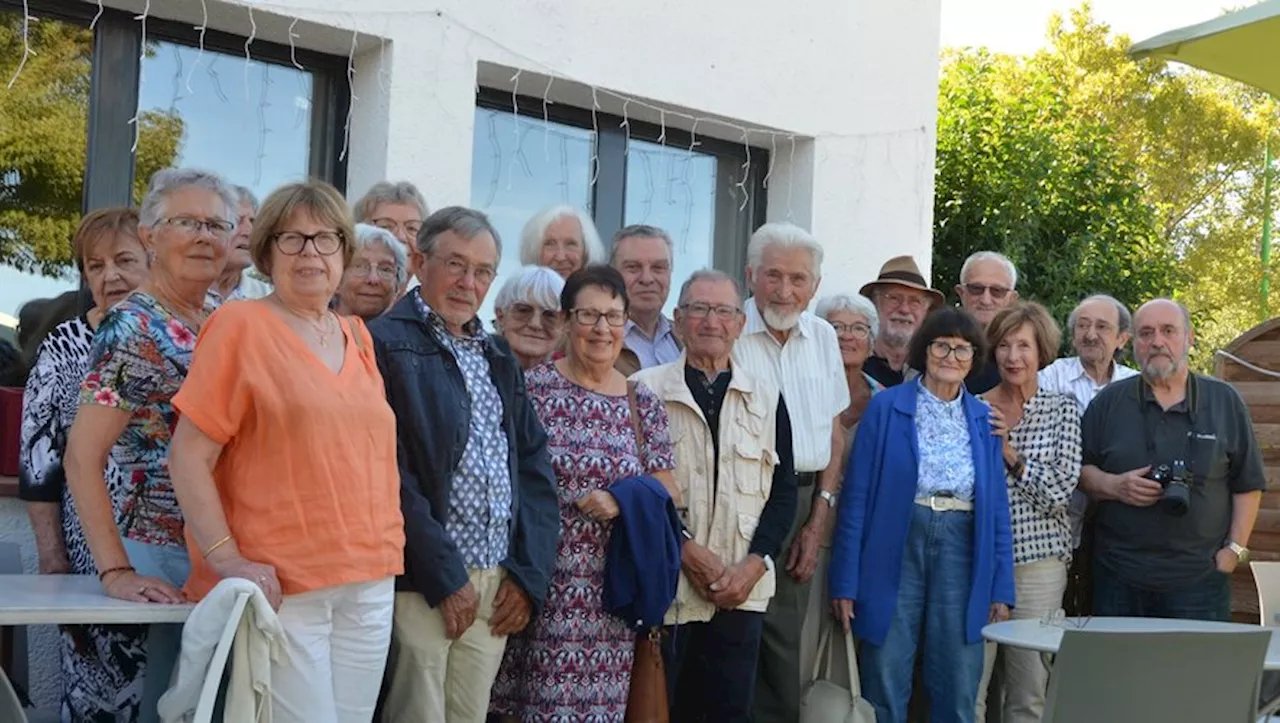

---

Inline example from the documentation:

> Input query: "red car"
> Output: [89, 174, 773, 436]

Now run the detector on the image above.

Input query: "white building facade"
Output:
[0, 0, 941, 711]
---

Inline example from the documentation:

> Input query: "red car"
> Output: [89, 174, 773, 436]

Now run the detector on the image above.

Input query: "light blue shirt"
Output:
[915, 379, 976, 501]
[624, 315, 681, 369]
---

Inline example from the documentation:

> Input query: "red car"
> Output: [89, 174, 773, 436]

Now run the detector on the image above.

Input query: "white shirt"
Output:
[732, 298, 849, 472]
[1038, 356, 1140, 412]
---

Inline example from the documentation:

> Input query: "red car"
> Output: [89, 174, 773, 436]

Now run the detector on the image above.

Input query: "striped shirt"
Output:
[1001, 390, 1082, 566]
[732, 298, 849, 472]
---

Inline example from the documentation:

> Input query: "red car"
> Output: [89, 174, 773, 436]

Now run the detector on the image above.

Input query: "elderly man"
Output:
[732, 222, 848, 723]
[206, 185, 272, 305]
[859, 255, 944, 387]
[1079, 299, 1264, 620]
[370, 206, 559, 723]
[612, 224, 681, 369]
[634, 269, 798, 722]
[956, 250, 1019, 393]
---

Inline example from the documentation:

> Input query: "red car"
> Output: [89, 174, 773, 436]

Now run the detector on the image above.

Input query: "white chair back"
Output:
[0, 670, 28, 723]
[1254, 562, 1280, 627]
[1043, 629, 1268, 723]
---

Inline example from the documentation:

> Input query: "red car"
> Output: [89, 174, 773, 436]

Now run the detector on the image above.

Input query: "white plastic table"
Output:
[983, 616, 1280, 670]
[0, 574, 193, 625]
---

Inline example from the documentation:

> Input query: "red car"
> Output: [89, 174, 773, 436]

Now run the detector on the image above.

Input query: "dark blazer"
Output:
[368, 294, 560, 611]
[829, 380, 1015, 646]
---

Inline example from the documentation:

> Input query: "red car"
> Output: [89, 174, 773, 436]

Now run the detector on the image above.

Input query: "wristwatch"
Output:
[1226, 540, 1250, 563]
[818, 490, 837, 508]
[761, 554, 775, 573]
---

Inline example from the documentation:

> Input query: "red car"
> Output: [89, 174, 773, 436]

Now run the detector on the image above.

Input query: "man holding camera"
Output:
[1078, 299, 1265, 620]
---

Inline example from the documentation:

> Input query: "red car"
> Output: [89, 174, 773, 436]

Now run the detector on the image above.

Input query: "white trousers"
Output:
[271, 577, 395, 723]
[977, 558, 1067, 723]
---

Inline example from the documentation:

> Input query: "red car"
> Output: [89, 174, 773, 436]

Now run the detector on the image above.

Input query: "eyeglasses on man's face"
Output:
[272, 231, 345, 256]
[882, 292, 928, 312]
[680, 303, 742, 321]
[570, 308, 627, 328]
[963, 283, 1011, 300]
[928, 340, 975, 362]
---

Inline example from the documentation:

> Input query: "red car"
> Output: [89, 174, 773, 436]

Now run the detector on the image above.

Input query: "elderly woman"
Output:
[830, 307, 1014, 723]
[353, 180, 428, 296]
[974, 302, 1080, 723]
[208, 185, 272, 304]
[491, 265, 676, 721]
[65, 168, 238, 722]
[19, 208, 151, 721]
[518, 205, 605, 279]
[333, 223, 409, 320]
[167, 180, 404, 721]
[493, 265, 565, 369]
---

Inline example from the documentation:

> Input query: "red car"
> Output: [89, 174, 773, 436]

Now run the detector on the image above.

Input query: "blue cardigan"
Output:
[828, 381, 1015, 646]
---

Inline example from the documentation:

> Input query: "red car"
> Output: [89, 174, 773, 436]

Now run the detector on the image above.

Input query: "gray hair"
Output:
[233, 185, 259, 211]
[1068, 294, 1133, 335]
[493, 266, 565, 313]
[816, 293, 880, 340]
[138, 168, 238, 227]
[676, 268, 743, 307]
[351, 223, 410, 288]
[352, 181, 429, 222]
[418, 206, 502, 257]
[610, 224, 674, 265]
[518, 205, 605, 267]
[960, 250, 1018, 289]
[746, 222, 824, 278]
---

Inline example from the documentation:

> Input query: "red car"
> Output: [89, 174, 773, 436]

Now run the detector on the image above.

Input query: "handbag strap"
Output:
[344, 315, 367, 355]
[810, 624, 834, 682]
[626, 380, 644, 460]
[843, 629, 862, 699]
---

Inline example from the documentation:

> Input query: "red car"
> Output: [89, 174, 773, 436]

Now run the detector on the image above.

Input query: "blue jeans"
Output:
[662, 609, 766, 722]
[858, 504, 984, 723]
[1092, 558, 1230, 621]
[123, 538, 191, 723]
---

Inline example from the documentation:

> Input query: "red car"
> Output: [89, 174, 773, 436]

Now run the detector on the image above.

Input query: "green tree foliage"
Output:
[0, 13, 183, 276]
[934, 4, 1279, 368]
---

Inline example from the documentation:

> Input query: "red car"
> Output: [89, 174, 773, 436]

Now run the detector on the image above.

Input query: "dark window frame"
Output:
[476, 87, 768, 279]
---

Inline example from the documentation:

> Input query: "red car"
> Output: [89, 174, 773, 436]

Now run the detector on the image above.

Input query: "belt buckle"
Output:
[929, 495, 945, 512]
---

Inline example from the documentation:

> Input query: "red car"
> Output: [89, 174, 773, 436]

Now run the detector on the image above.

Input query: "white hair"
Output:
[352, 223, 410, 288]
[677, 268, 742, 306]
[960, 251, 1018, 289]
[518, 205, 604, 267]
[138, 168, 237, 227]
[233, 185, 259, 211]
[493, 265, 565, 313]
[816, 293, 879, 340]
[747, 222, 824, 278]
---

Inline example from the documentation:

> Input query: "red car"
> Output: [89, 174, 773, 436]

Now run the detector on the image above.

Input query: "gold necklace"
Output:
[272, 296, 335, 347]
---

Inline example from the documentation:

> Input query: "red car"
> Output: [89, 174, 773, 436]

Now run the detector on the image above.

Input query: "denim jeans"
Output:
[858, 504, 984, 723]
[662, 609, 766, 722]
[1092, 558, 1230, 621]
[123, 538, 191, 723]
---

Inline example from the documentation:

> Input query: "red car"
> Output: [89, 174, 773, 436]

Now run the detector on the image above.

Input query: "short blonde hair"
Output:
[352, 181, 428, 222]
[72, 208, 141, 273]
[250, 181, 356, 280]
[987, 301, 1061, 371]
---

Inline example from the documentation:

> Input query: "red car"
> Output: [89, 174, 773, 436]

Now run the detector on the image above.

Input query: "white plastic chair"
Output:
[190, 591, 250, 723]
[1043, 629, 1268, 723]
[1254, 562, 1280, 627]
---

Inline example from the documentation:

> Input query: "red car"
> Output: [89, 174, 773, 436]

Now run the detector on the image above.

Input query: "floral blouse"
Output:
[79, 291, 204, 548]
[915, 378, 976, 501]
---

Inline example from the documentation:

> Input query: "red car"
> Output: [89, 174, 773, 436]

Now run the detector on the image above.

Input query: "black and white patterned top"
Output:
[1004, 389, 1082, 566]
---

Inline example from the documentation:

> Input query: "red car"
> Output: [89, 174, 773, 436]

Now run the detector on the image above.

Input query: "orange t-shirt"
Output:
[173, 301, 405, 601]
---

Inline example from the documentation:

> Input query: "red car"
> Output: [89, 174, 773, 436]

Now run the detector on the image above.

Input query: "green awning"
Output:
[1129, 0, 1280, 96]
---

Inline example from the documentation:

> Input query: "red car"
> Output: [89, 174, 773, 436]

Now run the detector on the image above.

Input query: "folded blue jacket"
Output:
[603, 475, 683, 630]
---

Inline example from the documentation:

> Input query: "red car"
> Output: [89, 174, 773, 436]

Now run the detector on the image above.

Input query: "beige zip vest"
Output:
[633, 357, 781, 624]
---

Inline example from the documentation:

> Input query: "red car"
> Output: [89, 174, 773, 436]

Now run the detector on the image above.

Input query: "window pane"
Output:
[136, 41, 314, 203]
[0, 11, 92, 319]
[470, 106, 594, 326]
[624, 139, 717, 317]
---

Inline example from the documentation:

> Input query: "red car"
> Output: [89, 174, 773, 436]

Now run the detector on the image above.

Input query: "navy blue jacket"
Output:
[603, 475, 683, 630]
[368, 294, 560, 612]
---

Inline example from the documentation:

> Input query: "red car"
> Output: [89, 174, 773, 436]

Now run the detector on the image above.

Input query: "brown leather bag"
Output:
[622, 382, 671, 723]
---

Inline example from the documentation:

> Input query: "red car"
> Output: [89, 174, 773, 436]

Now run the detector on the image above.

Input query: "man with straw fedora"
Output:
[859, 256, 945, 388]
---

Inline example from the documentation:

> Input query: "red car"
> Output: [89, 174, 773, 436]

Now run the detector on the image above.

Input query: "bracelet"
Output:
[97, 565, 134, 582]
[202, 534, 234, 559]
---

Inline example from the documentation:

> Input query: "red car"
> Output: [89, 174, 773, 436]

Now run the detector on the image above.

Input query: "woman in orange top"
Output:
[169, 180, 405, 723]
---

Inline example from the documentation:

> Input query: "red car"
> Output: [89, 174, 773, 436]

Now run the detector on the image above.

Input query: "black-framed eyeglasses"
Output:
[272, 231, 345, 256]
[508, 302, 563, 328]
[831, 321, 872, 339]
[680, 303, 742, 320]
[570, 308, 627, 327]
[159, 216, 235, 239]
[963, 283, 1011, 300]
[928, 340, 975, 361]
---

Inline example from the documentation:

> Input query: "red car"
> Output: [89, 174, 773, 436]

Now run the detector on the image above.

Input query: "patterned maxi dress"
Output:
[490, 362, 675, 722]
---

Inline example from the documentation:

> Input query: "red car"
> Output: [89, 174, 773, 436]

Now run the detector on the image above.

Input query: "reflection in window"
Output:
[0, 11, 93, 317]
[625, 139, 716, 317]
[136, 42, 314, 203]
[470, 106, 594, 326]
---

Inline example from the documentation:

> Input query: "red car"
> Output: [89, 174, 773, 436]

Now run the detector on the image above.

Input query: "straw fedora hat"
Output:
[859, 256, 946, 309]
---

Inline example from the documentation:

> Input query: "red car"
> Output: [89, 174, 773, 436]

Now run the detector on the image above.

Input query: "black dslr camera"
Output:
[1149, 460, 1191, 517]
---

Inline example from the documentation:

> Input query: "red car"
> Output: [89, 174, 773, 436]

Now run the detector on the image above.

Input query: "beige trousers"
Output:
[381, 568, 509, 723]
[976, 558, 1068, 723]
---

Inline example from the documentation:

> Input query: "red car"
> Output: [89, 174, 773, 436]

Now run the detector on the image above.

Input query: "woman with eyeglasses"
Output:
[167, 181, 404, 721]
[829, 307, 1014, 723]
[492, 265, 566, 370]
[491, 264, 677, 722]
[352, 180, 429, 296]
[65, 168, 239, 722]
[333, 223, 410, 320]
